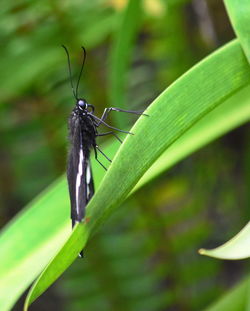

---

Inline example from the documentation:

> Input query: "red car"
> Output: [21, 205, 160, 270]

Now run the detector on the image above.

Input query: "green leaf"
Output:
[0, 179, 70, 311]
[136, 82, 250, 191]
[23, 39, 250, 309]
[0, 146, 116, 311]
[199, 222, 250, 260]
[1, 81, 249, 311]
[108, 0, 142, 127]
[224, 0, 250, 63]
[0, 39, 250, 311]
[206, 277, 250, 311]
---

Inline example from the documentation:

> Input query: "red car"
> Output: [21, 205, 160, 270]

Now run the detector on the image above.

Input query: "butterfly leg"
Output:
[93, 145, 107, 171]
[89, 114, 134, 135]
[98, 107, 148, 125]
[96, 145, 112, 162]
[97, 131, 123, 143]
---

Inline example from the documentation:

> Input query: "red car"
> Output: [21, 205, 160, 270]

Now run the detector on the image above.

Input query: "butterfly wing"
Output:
[67, 113, 94, 227]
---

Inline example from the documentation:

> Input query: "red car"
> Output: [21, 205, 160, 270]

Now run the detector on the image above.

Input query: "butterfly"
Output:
[62, 46, 146, 256]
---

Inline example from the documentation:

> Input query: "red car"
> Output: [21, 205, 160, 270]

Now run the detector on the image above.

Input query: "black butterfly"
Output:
[62, 46, 146, 255]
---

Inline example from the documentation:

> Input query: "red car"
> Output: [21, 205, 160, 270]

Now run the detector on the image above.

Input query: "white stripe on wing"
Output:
[75, 144, 84, 215]
[86, 162, 91, 198]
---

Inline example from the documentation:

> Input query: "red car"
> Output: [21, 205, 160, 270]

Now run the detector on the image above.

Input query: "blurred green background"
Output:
[0, 0, 249, 310]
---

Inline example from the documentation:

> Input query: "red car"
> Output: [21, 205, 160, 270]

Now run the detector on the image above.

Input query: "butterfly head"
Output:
[77, 99, 87, 109]
[77, 99, 94, 113]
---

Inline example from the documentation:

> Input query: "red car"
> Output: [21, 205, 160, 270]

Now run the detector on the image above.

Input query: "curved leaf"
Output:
[224, 0, 250, 63]
[108, 0, 142, 127]
[206, 276, 250, 311]
[1, 78, 249, 311]
[199, 222, 250, 260]
[136, 82, 250, 191]
[24, 39, 250, 309]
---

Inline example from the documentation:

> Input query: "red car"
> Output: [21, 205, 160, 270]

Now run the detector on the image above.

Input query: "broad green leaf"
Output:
[0, 179, 70, 311]
[224, 0, 250, 63]
[108, 0, 142, 127]
[199, 222, 250, 260]
[0, 148, 115, 311]
[23, 39, 250, 309]
[135, 83, 250, 191]
[206, 277, 250, 311]
[1, 79, 249, 311]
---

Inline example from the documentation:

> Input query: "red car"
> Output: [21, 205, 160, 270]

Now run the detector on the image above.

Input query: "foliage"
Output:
[0, 0, 249, 310]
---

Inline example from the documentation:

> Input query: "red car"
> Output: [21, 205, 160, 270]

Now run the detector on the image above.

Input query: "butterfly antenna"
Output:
[75, 46, 87, 100]
[62, 45, 77, 100]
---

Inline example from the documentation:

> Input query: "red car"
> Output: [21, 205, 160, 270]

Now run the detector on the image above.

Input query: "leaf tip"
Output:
[198, 248, 206, 255]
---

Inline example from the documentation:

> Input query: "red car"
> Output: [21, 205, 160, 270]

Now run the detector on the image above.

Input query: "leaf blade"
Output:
[199, 222, 250, 260]
[108, 0, 142, 126]
[24, 39, 250, 308]
[224, 0, 250, 63]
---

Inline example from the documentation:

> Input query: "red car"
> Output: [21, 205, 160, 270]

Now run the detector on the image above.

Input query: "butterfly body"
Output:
[67, 99, 96, 227]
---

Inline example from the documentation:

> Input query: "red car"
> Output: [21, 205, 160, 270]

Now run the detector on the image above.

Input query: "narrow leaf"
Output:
[206, 277, 250, 311]
[24, 39, 250, 309]
[108, 0, 142, 127]
[199, 222, 250, 260]
[224, 0, 250, 63]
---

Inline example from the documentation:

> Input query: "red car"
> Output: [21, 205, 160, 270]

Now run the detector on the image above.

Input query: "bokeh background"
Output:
[0, 0, 249, 310]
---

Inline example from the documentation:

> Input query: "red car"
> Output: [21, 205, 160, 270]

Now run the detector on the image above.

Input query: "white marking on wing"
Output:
[86, 162, 91, 184]
[75, 144, 84, 215]
[86, 162, 91, 198]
